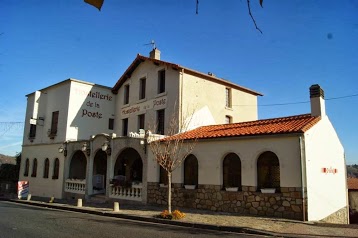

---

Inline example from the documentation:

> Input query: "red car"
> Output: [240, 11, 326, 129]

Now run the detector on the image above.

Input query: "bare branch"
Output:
[247, 0, 263, 34]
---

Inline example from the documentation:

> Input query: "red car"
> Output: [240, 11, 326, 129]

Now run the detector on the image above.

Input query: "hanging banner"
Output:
[17, 181, 29, 199]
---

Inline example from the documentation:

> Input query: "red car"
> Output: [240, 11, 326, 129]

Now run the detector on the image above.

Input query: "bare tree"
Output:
[148, 110, 197, 214]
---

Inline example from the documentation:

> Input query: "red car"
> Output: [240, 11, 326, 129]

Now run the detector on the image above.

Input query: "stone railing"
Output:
[109, 184, 142, 201]
[65, 179, 86, 194]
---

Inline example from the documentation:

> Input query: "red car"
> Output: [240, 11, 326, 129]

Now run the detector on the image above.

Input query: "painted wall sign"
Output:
[321, 167, 338, 174]
[73, 87, 114, 120]
[121, 96, 167, 116]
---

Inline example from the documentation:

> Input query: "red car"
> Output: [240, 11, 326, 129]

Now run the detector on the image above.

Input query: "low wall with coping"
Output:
[147, 182, 304, 220]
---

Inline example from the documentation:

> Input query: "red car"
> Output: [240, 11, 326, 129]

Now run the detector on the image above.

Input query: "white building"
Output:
[19, 49, 348, 223]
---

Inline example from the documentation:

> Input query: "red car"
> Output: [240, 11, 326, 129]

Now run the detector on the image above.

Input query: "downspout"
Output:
[180, 69, 184, 131]
[299, 135, 307, 222]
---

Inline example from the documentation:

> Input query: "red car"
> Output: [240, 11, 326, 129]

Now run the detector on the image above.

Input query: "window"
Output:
[184, 154, 198, 187]
[53, 158, 59, 179]
[109, 118, 114, 130]
[139, 77, 146, 99]
[31, 158, 37, 177]
[156, 109, 165, 135]
[122, 118, 128, 136]
[43, 158, 49, 178]
[124, 84, 130, 104]
[138, 114, 145, 131]
[225, 88, 232, 108]
[225, 115, 232, 124]
[29, 124, 36, 138]
[223, 153, 241, 189]
[159, 166, 168, 185]
[257, 151, 280, 192]
[24, 159, 29, 177]
[50, 111, 59, 137]
[158, 70, 165, 94]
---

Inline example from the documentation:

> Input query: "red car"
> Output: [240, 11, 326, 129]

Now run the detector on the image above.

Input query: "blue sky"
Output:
[1, 0, 357, 164]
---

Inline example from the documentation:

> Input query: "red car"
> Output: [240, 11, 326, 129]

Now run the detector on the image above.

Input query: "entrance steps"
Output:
[88, 194, 108, 204]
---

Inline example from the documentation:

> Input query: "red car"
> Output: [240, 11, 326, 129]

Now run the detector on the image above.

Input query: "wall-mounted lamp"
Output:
[58, 144, 67, 157]
[101, 141, 111, 156]
[82, 142, 90, 156]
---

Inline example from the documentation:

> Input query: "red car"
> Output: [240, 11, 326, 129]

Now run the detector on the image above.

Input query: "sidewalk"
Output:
[1, 194, 358, 238]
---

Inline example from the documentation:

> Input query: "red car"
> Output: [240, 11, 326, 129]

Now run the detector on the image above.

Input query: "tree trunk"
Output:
[167, 171, 172, 213]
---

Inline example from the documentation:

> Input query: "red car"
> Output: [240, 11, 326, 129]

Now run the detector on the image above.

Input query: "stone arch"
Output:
[113, 147, 143, 186]
[223, 153, 241, 190]
[257, 151, 280, 191]
[69, 150, 87, 180]
[43, 158, 50, 178]
[184, 154, 198, 186]
[93, 149, 107, 191]
[24, 158, 29, 177]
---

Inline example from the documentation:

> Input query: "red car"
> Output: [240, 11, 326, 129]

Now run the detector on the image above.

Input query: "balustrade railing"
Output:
[109, 184, 142, 201]
[65, 179, 86, 194]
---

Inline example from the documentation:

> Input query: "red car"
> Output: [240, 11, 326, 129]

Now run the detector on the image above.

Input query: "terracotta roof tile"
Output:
[166, 114, 321, 141]
[348, 177, 358, 190]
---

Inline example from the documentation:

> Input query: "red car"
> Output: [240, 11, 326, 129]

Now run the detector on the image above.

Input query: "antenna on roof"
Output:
[144, 40, 156, 49]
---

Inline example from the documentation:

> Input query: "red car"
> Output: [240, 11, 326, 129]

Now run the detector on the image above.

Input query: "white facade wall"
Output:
[304, 116, 347, 221]
[114, 61, 180, 135]
[181, 72, 258, 127]
[23, 83, 71, 145]
[66, 81, 115, 140]
[147, 136, 302, 188]
[19, 144, 65, 198]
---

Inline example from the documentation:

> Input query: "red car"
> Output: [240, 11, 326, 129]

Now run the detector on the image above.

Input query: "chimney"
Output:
[149, 48, 161, 60]
[309, 84, 326, 117]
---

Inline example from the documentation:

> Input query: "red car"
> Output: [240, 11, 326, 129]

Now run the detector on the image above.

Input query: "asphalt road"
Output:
[0, 201, 263, 238]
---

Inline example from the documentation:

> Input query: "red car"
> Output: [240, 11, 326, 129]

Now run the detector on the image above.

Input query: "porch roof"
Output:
[165, 114, 321, 141]
[348, 177, 358, 190]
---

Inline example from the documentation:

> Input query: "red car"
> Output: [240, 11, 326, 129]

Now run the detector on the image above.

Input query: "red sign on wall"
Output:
[322, 167, 338, 174]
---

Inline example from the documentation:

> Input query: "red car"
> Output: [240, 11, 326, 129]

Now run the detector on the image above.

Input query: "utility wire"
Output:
[232, 93, 358, 107]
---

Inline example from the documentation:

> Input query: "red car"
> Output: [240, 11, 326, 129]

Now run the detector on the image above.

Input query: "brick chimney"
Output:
[149, 48, 161, 60]
[309, 84, 326, 117]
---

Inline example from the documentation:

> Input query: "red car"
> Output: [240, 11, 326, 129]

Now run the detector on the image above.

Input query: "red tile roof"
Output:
[111, 54, 262, 96]
[348, 177, 358, 190]
[165, 114, 320, 141]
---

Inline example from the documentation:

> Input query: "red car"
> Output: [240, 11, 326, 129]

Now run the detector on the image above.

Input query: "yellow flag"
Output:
[84, 0, 104, 11]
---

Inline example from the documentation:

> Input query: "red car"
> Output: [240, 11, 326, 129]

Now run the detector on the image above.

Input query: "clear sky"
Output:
[1, 0, 357, 164]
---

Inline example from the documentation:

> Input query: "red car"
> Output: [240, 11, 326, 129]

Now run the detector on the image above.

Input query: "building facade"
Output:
[19, 50, 348, 223]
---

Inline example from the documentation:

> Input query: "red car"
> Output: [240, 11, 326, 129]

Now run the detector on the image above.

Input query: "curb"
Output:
[1, 198, 312, 238]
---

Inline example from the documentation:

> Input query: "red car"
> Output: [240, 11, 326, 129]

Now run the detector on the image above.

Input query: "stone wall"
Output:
[147, 182, 305, 220]
[320, 206, 349, 224]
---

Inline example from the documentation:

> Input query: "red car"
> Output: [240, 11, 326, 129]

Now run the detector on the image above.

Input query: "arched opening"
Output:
[24, 159, 29, 177]
[69, 151, 87, 180]
[93, 150, 107, 192]
[184, 154, 198, 187]
[31, 158, 37, 177]
[257, 151, 280, 192]
[223, 153, 241, 190]
[113, 148, 143, 187]
[159, 166, 168, 185]
[53, 158, 59, 179]
[43, 158, 49, 178]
